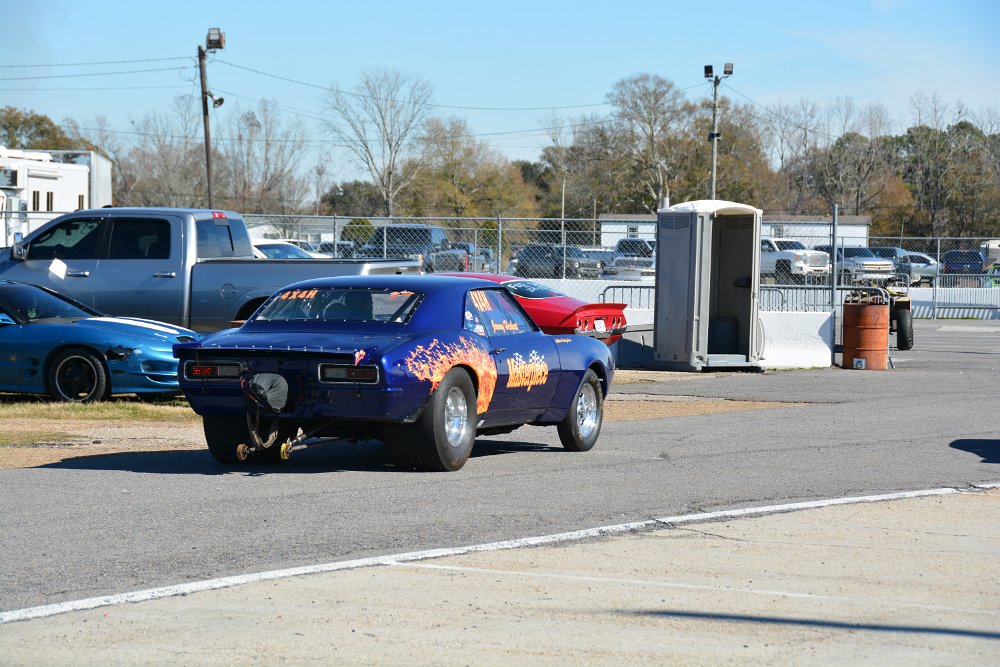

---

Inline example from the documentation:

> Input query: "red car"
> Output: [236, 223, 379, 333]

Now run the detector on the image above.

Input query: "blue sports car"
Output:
[174, 275, 616, 470]
[0, 280, 200, 402]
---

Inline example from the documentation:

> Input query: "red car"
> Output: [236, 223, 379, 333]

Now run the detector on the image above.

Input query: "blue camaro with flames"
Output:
[174, 275, 615, 471]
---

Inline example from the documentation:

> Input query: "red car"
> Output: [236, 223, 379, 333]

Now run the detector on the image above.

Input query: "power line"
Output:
[0, 56, 191, 68]
[0, 85, 187, 92]
[215, 59, 611, 112]
[0, 65, 192, 82]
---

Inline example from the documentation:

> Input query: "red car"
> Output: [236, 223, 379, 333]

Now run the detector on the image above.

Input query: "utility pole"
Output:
[198, 28, 226, 207]
[704, 63, 733, 200]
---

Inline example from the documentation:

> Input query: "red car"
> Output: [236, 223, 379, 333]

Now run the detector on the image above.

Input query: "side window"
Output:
[465, 289, 535, 338]
[761, 240, 773, 253]
[26, 216, 104, 260]
[108, 218, 170, 259]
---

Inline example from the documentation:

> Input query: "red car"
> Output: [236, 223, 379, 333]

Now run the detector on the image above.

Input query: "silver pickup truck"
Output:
[0, 208, 419, 331]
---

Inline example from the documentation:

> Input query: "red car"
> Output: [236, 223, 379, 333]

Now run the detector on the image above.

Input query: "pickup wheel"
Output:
[411, 367, 477, 471]
[558, 369, 603, 452]
[47, 347, 110, 403]
[895, 309, 914, 351]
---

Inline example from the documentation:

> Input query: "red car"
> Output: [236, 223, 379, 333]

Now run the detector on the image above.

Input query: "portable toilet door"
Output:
[652, 200, 762, 371]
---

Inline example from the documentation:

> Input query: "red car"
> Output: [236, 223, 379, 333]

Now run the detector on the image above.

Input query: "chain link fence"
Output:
[6, 211, 998, 318]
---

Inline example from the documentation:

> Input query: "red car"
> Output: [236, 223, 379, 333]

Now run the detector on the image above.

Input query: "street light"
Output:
[198, 28, 225, 207]
[704, 62, 733, 200]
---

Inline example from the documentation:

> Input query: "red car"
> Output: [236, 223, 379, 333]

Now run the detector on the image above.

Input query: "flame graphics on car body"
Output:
[404, 337, 498, 413]
[354, 349, 366, 366]
[506, 351, 549, 391]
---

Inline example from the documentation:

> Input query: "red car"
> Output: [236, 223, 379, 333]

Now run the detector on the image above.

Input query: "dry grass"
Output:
[0, 393, 198, 425]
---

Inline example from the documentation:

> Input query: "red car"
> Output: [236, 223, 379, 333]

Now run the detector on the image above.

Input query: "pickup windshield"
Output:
[774, 240, 806, 250]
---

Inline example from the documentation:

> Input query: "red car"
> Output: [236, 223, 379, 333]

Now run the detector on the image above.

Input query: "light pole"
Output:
[704, 63, 733, 200]
[198, 27, 225, 207]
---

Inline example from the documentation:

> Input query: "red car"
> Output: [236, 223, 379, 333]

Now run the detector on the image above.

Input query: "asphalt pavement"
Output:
[0, 319, 997, 664]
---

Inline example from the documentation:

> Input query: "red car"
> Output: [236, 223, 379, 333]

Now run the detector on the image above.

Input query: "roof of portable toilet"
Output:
[663, 200, 762, 217]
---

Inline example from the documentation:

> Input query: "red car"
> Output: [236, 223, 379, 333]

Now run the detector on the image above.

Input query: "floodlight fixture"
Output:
[724, 63, 734, 76]
[206, 28, 226, 51]
[704, 65, 713, 79]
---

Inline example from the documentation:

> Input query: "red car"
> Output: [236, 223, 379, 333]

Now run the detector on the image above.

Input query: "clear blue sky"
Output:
[7, 0, 1000, 182]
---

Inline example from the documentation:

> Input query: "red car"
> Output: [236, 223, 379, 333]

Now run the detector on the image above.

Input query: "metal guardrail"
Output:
[600, 285, 654, 309]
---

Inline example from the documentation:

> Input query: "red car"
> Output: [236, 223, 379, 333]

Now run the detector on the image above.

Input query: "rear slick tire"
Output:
[558, 369, 603, 452]
[412, 367, 476, 471]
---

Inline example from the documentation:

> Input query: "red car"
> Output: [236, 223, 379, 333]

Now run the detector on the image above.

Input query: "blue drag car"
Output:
[0, 280, 200, 402]
[174, 275, 615, 470]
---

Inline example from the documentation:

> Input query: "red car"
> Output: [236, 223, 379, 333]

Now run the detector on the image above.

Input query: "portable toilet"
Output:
[653, 200, 763, 371]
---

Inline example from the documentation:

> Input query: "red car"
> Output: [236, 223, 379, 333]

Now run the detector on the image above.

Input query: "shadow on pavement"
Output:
[950, 439, 1000, 464]
[629, 610, 1000, 640]
[34, 437, 554, 475]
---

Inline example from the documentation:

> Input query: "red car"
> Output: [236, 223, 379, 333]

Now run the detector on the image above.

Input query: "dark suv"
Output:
[513, 244, 602, 279]
[938, 249, 985, 287]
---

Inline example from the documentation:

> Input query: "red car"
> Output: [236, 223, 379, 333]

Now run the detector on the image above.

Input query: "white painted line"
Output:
[1, 484, 995, 625]
[398, 563, 1000, 617]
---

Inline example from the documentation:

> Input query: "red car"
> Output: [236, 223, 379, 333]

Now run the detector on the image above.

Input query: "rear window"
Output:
[197, 218, 254, 258]
[502, 280, 567, 299]
[254, 288, 423, 324]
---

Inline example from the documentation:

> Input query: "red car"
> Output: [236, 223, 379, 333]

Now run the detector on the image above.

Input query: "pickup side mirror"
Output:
[10, 232, 25, 261]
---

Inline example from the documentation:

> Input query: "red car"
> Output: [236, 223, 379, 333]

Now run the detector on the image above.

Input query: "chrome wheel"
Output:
[575, 382, 599, 439]
[443, 385, 469, 448]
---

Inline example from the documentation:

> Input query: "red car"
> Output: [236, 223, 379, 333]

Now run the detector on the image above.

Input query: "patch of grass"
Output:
[0, 432, 78, 447]
[0, 394, 200, 423]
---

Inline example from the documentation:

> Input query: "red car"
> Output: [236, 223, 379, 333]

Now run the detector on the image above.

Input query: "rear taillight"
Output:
[184, 361, 242, 379]
[318, 364, 379, 384]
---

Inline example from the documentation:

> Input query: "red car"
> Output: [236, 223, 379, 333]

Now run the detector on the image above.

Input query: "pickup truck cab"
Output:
[759, 238, 830, 284]
[0, 208, 419, 331]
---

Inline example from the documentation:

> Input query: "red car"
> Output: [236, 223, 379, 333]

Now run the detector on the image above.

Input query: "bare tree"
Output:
[322, 69, 433, 216]
[606, 73, 688, 208]
[122, 96, 204, 207]
[216, 99, 310, 214]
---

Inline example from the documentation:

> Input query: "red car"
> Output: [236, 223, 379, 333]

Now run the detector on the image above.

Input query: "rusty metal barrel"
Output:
[842, 303, 889, 370]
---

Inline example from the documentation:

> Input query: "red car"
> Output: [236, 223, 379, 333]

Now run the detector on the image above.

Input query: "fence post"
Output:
[930, 237, 940, 319]
[497, 215, 503, 273]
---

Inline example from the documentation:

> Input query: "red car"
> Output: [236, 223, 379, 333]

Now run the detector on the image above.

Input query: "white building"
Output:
[0, 147, 112, 244]
[598, 212, 871, 250]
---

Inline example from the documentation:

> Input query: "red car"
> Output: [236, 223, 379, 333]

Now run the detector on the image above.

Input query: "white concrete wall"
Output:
[758, 311, 834, 369]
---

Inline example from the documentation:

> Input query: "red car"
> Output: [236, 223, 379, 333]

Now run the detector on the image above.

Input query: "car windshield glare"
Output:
[254, 287, 423, 324]
[0, 284, 92, 321]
